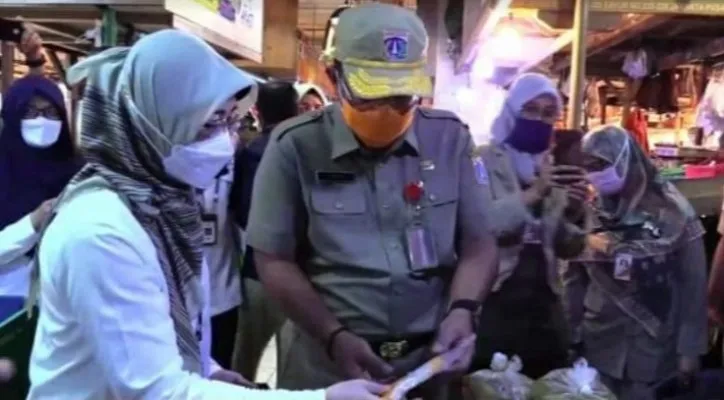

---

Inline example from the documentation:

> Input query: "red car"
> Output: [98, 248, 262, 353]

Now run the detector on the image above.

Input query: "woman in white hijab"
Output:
[470, 73, 589, 378]
[294, 82, 329, 113]
[25, 30, 384, 400]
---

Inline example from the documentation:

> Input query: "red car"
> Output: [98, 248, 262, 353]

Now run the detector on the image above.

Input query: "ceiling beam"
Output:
[658, 37, 724, 70]
[0, 7, 170, 26]
[457, 0, 513, 73]
[552, 14, 671, 71]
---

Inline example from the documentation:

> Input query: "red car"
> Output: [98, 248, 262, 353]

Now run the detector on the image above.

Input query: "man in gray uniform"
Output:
[245, 3, 498, 398]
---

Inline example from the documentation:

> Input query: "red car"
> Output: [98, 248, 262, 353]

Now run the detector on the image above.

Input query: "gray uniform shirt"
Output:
[246, 105, 490, 338]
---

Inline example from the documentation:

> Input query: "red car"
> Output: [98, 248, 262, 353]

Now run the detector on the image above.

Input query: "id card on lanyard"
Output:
[197, 180, 221, 246]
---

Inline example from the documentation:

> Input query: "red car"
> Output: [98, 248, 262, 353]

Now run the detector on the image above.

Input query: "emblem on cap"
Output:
[383, 31, 409, 61]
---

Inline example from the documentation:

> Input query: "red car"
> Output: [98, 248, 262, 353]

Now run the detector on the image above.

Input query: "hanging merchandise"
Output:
[623, 107, 650, 154]
[695, 66, 724, 135]
[622, 49, 649, 80]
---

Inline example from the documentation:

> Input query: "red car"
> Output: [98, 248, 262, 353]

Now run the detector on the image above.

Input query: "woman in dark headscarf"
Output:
[561, 125, 707, 399]
[0, 74, 82, 320]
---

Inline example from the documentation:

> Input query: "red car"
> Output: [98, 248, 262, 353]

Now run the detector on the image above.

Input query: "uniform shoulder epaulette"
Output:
[418, 107, 463, 123]
[272, 109, 325, 142]
[417, 107, 469, 130]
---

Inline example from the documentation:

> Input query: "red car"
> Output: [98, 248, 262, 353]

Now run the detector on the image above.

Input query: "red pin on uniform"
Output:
[404, 181, 424, 205]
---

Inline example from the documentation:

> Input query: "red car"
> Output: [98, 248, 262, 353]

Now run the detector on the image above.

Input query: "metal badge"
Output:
[420, 159, 436, 171]
[383, 31, 409, 61]
[379, 340, 409, 361]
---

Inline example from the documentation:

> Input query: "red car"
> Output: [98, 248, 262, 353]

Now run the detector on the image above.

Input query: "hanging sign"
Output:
[511, 0, 724, 15]
[165, 0, 264, 62]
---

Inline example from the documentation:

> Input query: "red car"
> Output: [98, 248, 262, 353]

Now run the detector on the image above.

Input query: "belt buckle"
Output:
[379, 340, 408, 360]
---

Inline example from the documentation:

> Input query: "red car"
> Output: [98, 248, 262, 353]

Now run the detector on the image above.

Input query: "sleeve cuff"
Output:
[17, 215, 40, 238]
[208, 358, 223, 377]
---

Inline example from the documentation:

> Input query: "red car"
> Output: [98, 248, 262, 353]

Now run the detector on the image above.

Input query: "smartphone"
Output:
[0, 19, 24, 43]
[255, 383, 270, 390]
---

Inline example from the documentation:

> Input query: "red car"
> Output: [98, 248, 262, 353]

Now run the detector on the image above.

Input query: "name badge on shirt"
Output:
[201, 214, 218, 246]
[523, 220, 543, 244]
[405, 224, 439, 271]
[614, 253, 633, 281]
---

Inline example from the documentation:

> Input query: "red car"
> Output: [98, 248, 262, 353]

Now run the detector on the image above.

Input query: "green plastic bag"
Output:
[530, 359, 617, 400]
[464, 353, 533, 400]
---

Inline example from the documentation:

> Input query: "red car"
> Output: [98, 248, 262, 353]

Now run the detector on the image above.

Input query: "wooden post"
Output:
[1, 41, 14, 93]
[566, 0, 589, 129]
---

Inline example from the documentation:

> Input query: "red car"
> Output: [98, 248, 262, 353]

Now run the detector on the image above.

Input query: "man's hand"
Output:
[330, 330, 394, 381]
[431, 309, 475, 372]
[209, 369, 255, 387]
[19, 24, 44, 61]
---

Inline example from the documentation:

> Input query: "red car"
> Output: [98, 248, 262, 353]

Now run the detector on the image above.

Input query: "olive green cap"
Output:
[328, 3, 432, 99]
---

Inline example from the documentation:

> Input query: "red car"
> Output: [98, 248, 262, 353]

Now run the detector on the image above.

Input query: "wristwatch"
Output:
[446, 299, 481, 329]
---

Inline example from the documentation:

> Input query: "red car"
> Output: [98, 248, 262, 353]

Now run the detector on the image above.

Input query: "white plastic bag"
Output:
[622, 49, 649, 79]
[530, 358, 616, 399]
[464, 353, 533, 400]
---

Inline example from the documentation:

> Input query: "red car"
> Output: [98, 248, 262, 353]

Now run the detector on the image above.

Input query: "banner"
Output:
[511, 0, 724, 15]
[165, 0, 264, 61]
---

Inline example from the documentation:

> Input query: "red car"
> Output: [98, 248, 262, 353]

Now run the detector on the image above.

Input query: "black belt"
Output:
[367, 333, 435, 361]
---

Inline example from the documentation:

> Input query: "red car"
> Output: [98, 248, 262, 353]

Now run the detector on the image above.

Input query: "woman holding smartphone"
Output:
[470, 73, 589, 378]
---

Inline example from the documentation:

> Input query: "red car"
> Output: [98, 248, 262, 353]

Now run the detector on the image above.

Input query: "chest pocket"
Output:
[310, 182, 367, 216]
[421, 177, 459, 262]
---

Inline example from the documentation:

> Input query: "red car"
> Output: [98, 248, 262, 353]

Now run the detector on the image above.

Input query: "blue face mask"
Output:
[506, 118, 553, 154]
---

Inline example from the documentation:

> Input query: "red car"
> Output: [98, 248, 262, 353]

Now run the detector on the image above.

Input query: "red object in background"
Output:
[404, 181, 424, 204]
[624, 108, 650, 154]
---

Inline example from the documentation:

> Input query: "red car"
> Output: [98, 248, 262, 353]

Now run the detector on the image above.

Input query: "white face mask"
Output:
[21, 117, 63, 148]
[163, 129, 235, 189]
[587, 140, 629, 196]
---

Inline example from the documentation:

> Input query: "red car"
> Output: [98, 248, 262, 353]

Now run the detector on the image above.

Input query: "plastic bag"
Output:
[382, 335, 475, 400]
[529, 359, 616, 400]
[464, 353, 533, 400]
[622, 50, 649, 79]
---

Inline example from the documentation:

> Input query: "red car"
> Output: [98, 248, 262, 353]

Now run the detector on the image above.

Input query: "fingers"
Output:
[360, 352, 394, 379]
[358, 379, 388, 394]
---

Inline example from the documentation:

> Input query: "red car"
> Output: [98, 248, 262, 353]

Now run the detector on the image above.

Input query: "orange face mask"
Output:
[341, 100, 414, 149]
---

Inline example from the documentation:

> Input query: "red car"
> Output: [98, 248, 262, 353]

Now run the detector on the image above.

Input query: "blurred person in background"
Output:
[229, 80, 299, 381]
[294, 82, 329, 113]
[25, 30, 384, 400]
[470, 73, 589, 378]
[562, 125, 707, 400]
[0, 27, 82, 321]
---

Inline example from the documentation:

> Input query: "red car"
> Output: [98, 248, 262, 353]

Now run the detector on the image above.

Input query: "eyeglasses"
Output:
[336, 70, 418, 113]
[24, 104, 62, 120]
[198, 117, 244, 140]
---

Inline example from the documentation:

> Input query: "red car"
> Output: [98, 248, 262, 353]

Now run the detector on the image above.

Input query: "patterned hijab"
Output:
[38, 30, 257, 373]
[580, 125, 703, 260]
[490, 73, 562, 183]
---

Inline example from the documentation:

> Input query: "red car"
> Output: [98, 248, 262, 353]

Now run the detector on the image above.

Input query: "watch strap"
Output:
[448, 299, 481, 313]
[25, 56, 46, 68]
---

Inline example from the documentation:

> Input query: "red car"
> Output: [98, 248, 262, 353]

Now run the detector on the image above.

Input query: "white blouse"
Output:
[0, 214, 38, 298]
[27, 187, 324, 400]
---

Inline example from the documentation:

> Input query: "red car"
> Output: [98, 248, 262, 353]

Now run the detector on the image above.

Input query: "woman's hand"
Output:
[325, 379, 388, 400]
[30, 198, 56, 232]
[19, 24, 44, 62]
[209, 369, 255, 387]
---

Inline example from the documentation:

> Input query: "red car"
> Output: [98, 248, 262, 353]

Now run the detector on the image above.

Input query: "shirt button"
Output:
[429, 194, 437, 201]
[390, 243, 400, 250]
[382, 204, 390, 209]
[334, 202, 343, 210]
